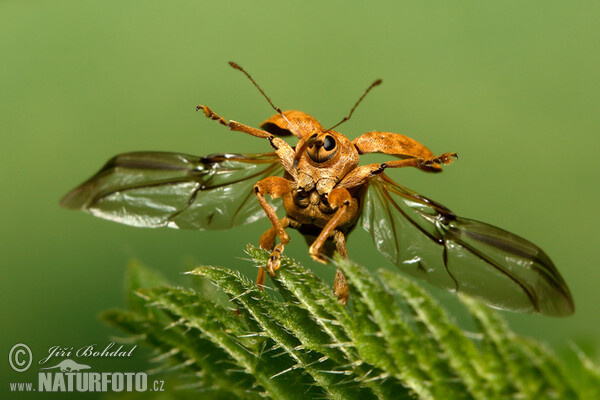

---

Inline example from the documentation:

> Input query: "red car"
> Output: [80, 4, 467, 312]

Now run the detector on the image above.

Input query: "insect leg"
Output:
[257, 217, 291, 288]
[254, 177, 293, 276]
[332, 230, 350, 306]
[308, 188, 352, 263]
[383, 152, 457, 169]
[332, 230, 348, 257]
[337, 152, 457, 190]
[197, 105, 273, 139]
[353, 131, 446, 172]
[197, 105, 297, 177]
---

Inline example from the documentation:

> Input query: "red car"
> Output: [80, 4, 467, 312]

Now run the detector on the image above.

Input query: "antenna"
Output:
[228, 61, 299, 137]
[327, 79, 382, 131]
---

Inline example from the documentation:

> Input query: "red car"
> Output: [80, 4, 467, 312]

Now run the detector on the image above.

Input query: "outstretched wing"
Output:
[61, 152, 283, 230]
[362, 173, 574, 316]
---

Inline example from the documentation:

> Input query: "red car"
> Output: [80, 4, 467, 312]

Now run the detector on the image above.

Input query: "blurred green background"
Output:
[2, 1, 599, 397]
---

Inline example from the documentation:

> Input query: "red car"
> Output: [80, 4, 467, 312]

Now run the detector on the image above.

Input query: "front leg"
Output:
[254, 177, 293, 276]
[197, 105, 273, 138]
[337, 152, 457, 190]
[353, 131, 447, 172]
[197, 105, 296, 177]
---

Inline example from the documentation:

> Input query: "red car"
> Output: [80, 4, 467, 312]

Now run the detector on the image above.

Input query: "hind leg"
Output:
[332, 230, 350, 306]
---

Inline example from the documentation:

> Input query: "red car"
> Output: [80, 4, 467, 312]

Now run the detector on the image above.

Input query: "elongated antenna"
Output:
[228, 61, 300, 137]
[327, 79, 382, 131]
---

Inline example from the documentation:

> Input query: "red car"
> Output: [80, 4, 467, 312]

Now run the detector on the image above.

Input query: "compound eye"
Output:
[306, 133, 338, 163]
[323, 135, 336, 151]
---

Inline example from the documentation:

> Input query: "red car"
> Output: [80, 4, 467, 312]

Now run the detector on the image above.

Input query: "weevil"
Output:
[61, 62, 574, 315]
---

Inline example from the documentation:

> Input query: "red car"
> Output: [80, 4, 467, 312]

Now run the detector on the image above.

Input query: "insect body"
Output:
[61, 62, 574, 316]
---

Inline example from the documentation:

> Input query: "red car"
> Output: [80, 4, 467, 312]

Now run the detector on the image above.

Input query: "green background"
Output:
[2, 1, 599, 397]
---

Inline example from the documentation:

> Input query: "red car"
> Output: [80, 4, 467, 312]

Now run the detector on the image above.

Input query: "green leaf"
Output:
[102, 248, 600, 399]
[379, 268, 489, 399]
[123, 259, 168, 312]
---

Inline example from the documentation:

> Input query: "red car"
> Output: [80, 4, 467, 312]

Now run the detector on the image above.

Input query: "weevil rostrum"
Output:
[61, 62, 574, 315]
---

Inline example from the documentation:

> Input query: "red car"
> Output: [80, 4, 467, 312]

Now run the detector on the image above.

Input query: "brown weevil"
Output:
[61, 62, 574, 315]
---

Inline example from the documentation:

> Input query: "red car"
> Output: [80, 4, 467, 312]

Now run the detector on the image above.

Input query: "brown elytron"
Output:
[61, 62, 574, 316]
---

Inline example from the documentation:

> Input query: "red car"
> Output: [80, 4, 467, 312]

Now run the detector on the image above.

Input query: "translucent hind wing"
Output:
[61, 152, 283, 230]
[361, 174, 574, 316]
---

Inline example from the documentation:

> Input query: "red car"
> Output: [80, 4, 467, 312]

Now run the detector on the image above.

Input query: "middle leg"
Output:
[257, 217, 291, 288]
[308, 188, 353, 263]
[254, 176, 293, 278]
[308, 188, 353, 305]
